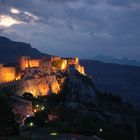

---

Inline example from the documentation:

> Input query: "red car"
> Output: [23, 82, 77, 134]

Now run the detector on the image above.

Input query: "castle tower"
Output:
[75, 57, 79, 63]
[28, 59, 40, 68]
[40, 57, 52, 74]
[0, 66, 16, 83]
[61, 59, 67, 70]
[19, 56, 30, 70]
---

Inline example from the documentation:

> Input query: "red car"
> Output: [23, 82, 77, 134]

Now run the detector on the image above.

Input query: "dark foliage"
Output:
[0, 93, 19, 136]
[22, 92, 33, 101]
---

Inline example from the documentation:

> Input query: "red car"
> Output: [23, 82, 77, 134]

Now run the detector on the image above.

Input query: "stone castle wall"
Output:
[19, 56, 40, 70]
[0, 65, 16, 83]
[75, 64, 85, 75]
[16, 76, 60, 96]
[0, 56, 85, 94]
[28, 59, 40, 68]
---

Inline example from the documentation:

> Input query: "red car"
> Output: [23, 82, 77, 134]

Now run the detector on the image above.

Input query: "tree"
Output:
[22, 92, 33, 100]
[0, 93, 18, 136]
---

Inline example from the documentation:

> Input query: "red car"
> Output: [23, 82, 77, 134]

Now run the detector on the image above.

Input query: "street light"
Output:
[50, 132, 58, 140]
[50, 132, 58, 136]
[99, 128, 103, 132]
[41, 106, 45, 110]
[29, 122, 34, 127]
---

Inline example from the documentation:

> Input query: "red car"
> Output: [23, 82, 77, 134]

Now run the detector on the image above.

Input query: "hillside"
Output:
[81, 60, 140, 107]
[0, 36, 138, 139]
[0, 36, 140, 107]
[0, 36, 49, 63]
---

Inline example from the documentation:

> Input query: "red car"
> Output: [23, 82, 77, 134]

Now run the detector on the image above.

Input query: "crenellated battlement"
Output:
[0, 56, 85, 86]
[0, 79, 20, 87]
[19, 56, 41, 70]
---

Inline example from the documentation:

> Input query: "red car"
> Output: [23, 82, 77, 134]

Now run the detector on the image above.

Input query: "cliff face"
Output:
[60, 72, 95, 103]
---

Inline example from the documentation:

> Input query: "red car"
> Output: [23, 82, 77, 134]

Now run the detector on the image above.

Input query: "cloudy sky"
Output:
[0, 0, 140, 59]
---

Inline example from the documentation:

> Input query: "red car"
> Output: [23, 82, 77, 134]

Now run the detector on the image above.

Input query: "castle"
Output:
[0, 64, 16, 83]
[0, 56, 85, 96]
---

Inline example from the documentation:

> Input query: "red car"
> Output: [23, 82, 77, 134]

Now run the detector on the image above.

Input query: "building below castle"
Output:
[0, 56, 85, 96]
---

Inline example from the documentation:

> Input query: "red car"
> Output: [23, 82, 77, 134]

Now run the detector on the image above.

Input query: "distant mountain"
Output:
[81, 60, 140, 107]
[0, 36, 49, 63]
[92, 55, 140, 67]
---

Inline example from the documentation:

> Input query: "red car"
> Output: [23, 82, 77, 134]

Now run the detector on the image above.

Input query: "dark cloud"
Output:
[0, 0, 140, 60]
[106, 0, 140, 7]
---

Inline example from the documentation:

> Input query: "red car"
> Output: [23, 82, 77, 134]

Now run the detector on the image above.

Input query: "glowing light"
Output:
[26, 114, 30, 118]
[61, 62, 65, 70]
[10, 8, 20, 14]
[0, 15, 23, 27]
[0, 66, 16, 83]
[50, 132, 58, 136]
[41, 106, 45, 110]
[34, 109, 37, 113]
[16, 75, 21, 80]
[99, 128, 103, 132]
[29, 122, 34, 127]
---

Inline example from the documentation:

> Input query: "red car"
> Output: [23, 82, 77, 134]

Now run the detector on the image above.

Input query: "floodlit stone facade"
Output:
[0, 56, 85, 96]
[0, 64, 16, 83]
[19, 56, 40, 70]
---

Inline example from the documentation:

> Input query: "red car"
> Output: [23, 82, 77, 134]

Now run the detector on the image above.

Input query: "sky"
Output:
[0, 0, 140, 60]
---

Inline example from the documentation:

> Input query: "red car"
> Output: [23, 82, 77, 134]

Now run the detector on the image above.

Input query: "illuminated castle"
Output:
[19, 56, 41, 70]
[0, 56, 85, 96]
[18, 56, 84, 74]
[0, 64, 16, 83]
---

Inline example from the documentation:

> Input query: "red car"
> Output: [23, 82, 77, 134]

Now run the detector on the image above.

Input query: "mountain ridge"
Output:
[80, 59, 140, 107]
[92, 55, 140, 67]
[0, 36, 49, 63]
[0, 36, 140, 107]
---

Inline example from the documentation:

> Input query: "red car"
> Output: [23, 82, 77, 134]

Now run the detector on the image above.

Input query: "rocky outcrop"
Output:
[16, 75, 60, 96]
[61, 72, 95, 103]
